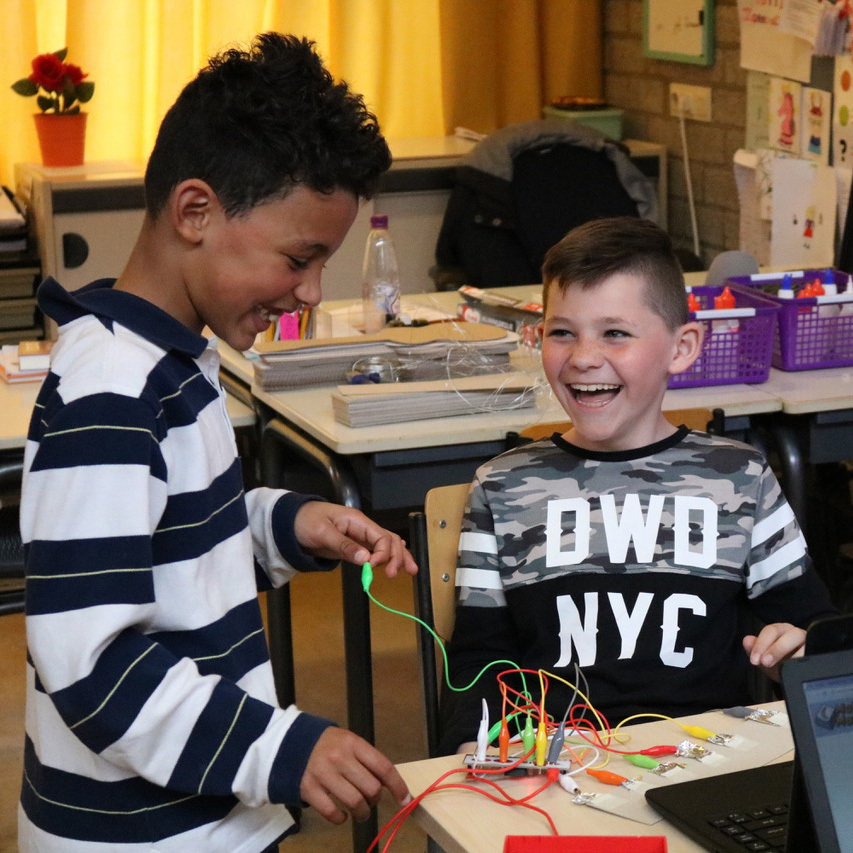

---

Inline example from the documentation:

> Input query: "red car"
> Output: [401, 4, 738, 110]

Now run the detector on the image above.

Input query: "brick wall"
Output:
[603, 0, 745, 266]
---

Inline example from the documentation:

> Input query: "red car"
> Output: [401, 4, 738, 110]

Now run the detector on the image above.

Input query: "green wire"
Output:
[361, 562, 531, 742]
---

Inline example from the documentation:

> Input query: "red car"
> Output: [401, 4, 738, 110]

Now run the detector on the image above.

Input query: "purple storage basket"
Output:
[668, 284, 778, 389]
[728, 270, 853, 370]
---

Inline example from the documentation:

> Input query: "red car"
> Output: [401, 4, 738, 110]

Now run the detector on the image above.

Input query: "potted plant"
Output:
[11, 48, 95, 167]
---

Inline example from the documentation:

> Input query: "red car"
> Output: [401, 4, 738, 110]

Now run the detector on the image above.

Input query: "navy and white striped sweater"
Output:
[19, 278, 334, 852]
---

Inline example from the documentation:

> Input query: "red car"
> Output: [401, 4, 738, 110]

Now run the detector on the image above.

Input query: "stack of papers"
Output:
[331, 373, 537, 427]
[253, 322, 519, 391]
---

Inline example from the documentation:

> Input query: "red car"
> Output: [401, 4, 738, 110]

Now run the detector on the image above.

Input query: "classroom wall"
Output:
[603, 0, 744, 266]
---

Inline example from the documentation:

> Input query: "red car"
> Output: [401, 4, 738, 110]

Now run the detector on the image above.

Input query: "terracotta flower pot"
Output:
[33, 113, 87, 167]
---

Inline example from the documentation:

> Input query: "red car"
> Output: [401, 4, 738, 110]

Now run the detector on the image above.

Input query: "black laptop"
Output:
[646, 616, 853, 853]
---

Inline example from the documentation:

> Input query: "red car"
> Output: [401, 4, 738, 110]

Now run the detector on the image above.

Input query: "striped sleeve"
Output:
[456, 477, 507, 608]
[745, 463, 809, 597]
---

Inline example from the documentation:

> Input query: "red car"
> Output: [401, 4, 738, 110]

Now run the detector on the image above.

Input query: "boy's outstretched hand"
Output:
[300, 727, 412, 824]
[743, 622, 806, 682]
[294, 501, 417, 577]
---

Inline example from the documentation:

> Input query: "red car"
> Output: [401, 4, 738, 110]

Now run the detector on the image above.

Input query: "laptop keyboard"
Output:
[708, 803, 789, 851]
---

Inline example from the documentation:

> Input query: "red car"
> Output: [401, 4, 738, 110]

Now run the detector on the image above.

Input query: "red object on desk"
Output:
[503, 837, 667, 853]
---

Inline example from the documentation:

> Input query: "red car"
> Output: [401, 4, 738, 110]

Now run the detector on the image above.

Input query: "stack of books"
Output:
[252, 322, 520, 391]
[0, 341, 51, 384]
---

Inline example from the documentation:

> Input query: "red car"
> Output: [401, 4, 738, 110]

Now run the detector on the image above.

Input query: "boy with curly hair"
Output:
[19, 33, 415, 851]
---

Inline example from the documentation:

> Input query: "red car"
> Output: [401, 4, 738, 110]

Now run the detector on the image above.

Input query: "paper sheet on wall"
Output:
[738, 0, 814, 82]
[768, 77, 802, 154]
[770, 158, 837, 267]
[778, 0, 823, 45]
[746, 72, 771, 150]
[801, 86, 832, 164]
[734, 149, 771, 265]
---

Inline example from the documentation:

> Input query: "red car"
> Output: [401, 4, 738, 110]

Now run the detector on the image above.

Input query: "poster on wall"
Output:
[833, 55, 853, 168]
[770, 157, 837, 268]
[737, 0, 814, 82]
[801, 86, 832, 165]
[769, 77, 803, 155]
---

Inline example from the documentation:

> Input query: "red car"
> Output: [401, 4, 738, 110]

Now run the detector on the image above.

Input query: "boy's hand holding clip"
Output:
[294, 501, 418, 577]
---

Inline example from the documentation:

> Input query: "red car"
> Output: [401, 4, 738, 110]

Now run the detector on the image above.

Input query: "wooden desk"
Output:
[397, 702, 793, 853]
[0, 380, 41, 451]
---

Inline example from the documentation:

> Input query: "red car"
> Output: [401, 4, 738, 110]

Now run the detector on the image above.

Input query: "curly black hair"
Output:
[144, 33, 391, 217]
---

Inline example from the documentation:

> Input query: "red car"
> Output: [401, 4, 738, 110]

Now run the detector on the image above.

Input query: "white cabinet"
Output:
[14, 161, 147, 293]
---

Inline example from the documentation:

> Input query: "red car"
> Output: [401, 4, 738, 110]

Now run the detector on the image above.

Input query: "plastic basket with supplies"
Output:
[667, 284, 778, 389]
[727, 269, 853, 371]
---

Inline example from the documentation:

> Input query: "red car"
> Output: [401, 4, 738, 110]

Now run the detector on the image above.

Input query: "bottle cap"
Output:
[714, 286, 735, 310]
[370, 214, 389, 229]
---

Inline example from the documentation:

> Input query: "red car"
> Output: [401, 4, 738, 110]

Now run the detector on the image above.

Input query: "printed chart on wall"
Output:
[833, 55, 853, 169]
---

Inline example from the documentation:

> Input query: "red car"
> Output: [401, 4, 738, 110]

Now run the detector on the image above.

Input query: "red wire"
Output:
[372, 769, 560, 851]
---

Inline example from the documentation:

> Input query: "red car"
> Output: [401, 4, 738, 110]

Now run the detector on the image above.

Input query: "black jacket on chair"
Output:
[434, 120, 659, 289]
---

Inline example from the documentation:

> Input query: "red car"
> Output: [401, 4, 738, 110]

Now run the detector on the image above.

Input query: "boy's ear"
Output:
[668, 320, 704, 376]
[170, 179, 218, 245]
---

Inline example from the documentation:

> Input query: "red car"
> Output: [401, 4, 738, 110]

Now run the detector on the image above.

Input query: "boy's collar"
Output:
[552, 425, 690, 462]
[39, 277, 209, 359]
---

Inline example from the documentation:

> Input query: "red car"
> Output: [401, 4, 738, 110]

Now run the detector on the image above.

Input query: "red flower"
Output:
[28, 53, 66, 93]
[62, 63, 88, 87]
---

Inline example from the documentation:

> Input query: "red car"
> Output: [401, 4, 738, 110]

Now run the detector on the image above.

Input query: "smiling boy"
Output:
[438, 217, 835, 756]
[19, 34, 417, 852]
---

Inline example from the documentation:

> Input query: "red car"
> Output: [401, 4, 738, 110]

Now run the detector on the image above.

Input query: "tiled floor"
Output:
[0, 567, 430, 852]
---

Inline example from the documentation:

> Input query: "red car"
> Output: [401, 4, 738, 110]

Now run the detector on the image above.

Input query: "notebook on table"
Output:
[645, 615, 853, 853]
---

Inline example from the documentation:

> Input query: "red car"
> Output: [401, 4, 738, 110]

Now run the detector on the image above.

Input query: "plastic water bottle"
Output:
[362, 214, 401, 334]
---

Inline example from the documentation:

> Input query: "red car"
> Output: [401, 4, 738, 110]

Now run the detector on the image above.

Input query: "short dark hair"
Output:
[144, 33, 391, 218]
[541, 217, 688, 330]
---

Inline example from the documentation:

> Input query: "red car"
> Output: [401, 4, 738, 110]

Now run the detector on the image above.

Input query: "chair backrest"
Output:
[704, 250, 759, 287]
[0, 456, 25, 616]
[516, 407, 723, 442]
[408, 482, 469, 756]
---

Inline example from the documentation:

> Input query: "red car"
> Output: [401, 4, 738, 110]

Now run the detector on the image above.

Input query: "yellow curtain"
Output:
[0, 0, 601, 188]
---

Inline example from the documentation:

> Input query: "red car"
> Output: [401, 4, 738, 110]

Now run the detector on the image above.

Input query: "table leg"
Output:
[260, 418, 377, 852]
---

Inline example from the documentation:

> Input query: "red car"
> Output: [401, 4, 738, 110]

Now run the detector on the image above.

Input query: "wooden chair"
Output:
[512, 406, 724, 443]
[408, 482, 469, 757]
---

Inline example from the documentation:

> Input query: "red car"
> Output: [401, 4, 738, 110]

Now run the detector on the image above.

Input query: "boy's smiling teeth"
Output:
[255, 305, 282, 323]
[570, 383, 622, 404]
[571, 383, 620, 392]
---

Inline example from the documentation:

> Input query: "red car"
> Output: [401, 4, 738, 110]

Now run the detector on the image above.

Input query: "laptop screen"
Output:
[799, 669, 853, 853]
[783, 647, 853, 853]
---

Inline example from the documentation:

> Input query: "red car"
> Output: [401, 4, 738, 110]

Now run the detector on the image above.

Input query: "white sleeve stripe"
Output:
[751, 502, 796, 547]
[748, 534, 807, 586]
[456, 567, 503, 590]
[459, 531, 498, 554]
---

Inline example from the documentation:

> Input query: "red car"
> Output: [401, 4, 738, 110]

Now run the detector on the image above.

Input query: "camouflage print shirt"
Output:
[438, 427, 836, 755]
